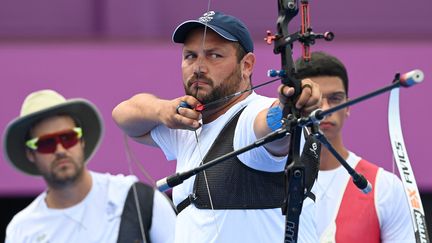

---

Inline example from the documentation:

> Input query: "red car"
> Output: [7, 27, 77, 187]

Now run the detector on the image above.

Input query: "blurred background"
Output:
[1, 0, 431, 240]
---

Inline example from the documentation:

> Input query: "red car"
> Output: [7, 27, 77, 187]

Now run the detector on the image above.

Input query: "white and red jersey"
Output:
[314, 152, 415, 243]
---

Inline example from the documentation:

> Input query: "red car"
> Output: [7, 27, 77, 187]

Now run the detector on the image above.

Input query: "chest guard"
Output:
[177, 108, 286, 212]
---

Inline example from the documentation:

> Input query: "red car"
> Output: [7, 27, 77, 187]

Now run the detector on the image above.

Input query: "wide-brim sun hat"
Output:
[3, 89, 103, 175]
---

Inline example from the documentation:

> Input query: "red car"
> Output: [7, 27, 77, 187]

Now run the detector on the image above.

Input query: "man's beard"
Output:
[184, 66, 243, 105]
[42, 155, 85, 189]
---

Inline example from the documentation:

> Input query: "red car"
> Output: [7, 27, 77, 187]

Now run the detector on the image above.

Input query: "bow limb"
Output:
[388, 88, 430, 243]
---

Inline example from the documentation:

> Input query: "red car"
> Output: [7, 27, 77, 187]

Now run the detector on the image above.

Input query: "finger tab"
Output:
[194, 104, 205, 112]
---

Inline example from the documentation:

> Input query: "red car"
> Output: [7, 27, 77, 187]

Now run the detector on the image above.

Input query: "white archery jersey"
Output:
[152, 92, 318, 243]
[313, 152, 415, 242]
[6, 172, 176, 243]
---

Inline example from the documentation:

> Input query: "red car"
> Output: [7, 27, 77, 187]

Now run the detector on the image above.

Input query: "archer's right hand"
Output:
[166, 96, 202, 131]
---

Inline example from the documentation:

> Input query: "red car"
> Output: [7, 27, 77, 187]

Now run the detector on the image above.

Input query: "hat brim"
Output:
[172, 20, 238, 44]
[3, 99, 103, 176]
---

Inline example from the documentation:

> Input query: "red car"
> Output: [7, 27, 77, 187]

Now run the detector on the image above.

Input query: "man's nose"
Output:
[320, 97, 331, 110]
[193, 56, 208, 75]
[54, 142, 68, 154]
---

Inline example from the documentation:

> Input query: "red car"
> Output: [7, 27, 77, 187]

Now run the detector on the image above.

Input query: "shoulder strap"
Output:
[117, 182, 155, 243]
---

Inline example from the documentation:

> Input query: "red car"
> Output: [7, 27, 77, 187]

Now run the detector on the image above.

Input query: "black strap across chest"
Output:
[177, 107, 285, 213]
[117, 182, 154, 243]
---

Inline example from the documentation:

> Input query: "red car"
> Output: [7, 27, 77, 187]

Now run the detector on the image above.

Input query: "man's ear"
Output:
[241, 53, 255, 80]
[80, 139, 85, 149]
[26, 149, 35, 163]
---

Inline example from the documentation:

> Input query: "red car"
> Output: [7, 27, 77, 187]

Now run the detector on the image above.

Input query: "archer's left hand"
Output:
[278, 78, 322, 115]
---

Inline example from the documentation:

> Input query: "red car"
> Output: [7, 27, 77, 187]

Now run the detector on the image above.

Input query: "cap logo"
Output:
[198, 11, 215, 23]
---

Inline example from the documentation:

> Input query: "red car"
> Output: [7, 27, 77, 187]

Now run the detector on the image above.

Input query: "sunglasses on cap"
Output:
[26, 127, 83, 154]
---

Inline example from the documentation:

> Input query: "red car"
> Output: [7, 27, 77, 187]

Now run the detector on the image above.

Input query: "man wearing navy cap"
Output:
[113, 11, 321, 242]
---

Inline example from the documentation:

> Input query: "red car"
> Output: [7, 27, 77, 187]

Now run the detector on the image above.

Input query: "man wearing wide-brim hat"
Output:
[3, 89, 176, 243]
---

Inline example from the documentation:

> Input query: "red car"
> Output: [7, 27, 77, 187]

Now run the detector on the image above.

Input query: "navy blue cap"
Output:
[172, 11, 254, 53]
